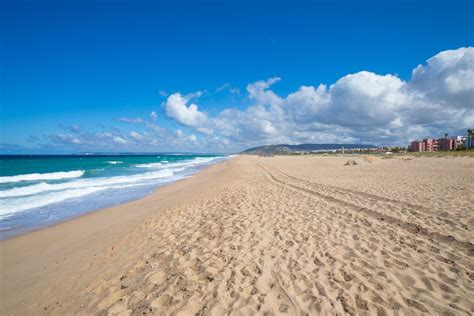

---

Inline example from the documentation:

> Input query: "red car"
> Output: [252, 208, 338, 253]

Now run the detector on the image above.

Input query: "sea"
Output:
[0, 154, 227, 239]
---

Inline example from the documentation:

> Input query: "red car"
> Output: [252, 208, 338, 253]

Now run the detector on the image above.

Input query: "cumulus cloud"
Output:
[284, 84, 329, 123]
[164, 92, 210, 130]
[173, 47, 472, 148]
[325, 71, 409, 128]
[292, 49, 467, 143]
[247, 77, 283, 106]
[38, 47, 473, 153]
[410, 47, 474, 108]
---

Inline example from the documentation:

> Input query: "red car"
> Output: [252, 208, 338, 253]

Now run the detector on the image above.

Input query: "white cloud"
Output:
[410, 47, 474, 109]
[216, 82, 241, 94]
[129, 131, 144, 141]
[115, 117, 144, 124]
[247, 77, 283, 106]
[188, 134, 197, 143]
[205, 47, 472, 147]
[53, 133, 82, 145]
[113, 136, 129, 144]
[325, 71, 408, 128]
[149, 111, 158, 121]
[284, 84, 329, 123]
[175, 129, 185, 138]
[196, 127, 213, 135]
[164, 93, 209, 130]
[43, 47, 474, 152]
[184, 91, 204, 99]
[145, 122, 163, 134]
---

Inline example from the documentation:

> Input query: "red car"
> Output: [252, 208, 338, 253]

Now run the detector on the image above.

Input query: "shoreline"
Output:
[0, 158, 235, 314]
[0, 158, 227, 240]
[0, 174, 191, 241]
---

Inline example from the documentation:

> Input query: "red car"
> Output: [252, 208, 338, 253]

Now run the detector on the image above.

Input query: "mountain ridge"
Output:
[242, 143, 377, 155]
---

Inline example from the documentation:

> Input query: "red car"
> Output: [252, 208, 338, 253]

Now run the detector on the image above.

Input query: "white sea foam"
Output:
[135, 162, 162, 168]
[0, 187, 108, 217]
[0, 169, 174, 198]
[0, 170, 85, 184]
[135, 157, 220, 169]
[0, 156, 225, 220]
[107, 161, 123, 164]
[0, 170, 176, 217]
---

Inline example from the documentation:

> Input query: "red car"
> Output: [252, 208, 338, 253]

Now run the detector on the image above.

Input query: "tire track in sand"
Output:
[258, 163, 474, 257]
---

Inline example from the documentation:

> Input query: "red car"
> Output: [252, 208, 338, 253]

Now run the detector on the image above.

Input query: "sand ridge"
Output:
[1, 155, 473, 315]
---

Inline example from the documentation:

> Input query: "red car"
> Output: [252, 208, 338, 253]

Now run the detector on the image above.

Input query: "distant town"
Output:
[242, 129, 473, 156]
[409, 129, 473, 152]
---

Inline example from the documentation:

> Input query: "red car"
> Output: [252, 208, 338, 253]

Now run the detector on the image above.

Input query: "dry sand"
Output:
[1, 155, 473, 315]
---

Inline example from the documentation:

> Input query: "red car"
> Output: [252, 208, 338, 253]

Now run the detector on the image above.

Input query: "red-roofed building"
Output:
[423, 138, 438, 151]
[437, 138, 457, 151]
[410, 141, 425, 152]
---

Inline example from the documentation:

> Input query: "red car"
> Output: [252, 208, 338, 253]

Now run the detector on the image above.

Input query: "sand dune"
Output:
[1, 155, 473, 315]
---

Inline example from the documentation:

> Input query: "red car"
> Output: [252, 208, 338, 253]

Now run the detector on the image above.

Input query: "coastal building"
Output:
[454, 136, 467, 147]
[409, 138, 438, 152]
[410, 141, 425, 152]
[452, 133, 473, 148]
[410, 131, 473, 152]
[423, 138, 438, 151]
[410, 136, 453, 152]
[437, 138, 457, 151]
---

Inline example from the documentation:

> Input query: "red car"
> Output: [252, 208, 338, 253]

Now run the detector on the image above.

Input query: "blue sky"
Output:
[1, 0, 473, 153]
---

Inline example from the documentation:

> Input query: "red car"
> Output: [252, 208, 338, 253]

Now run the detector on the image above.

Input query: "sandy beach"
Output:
[1, 155, 473, 315]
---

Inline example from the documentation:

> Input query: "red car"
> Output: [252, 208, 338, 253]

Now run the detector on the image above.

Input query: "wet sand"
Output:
[1, 155, 473, 315]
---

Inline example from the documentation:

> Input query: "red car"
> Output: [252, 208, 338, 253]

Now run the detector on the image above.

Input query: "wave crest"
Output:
[0, 170, 85, 184]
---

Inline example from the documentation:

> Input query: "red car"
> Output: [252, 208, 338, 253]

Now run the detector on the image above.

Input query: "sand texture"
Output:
[1, 155, 473, 315]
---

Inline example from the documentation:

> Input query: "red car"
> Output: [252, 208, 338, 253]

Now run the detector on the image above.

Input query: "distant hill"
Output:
[241, 143, 377, 155]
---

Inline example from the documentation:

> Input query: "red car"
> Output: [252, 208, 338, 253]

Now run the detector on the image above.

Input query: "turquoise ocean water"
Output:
[0, 154, 226, 239]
